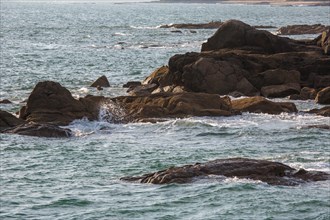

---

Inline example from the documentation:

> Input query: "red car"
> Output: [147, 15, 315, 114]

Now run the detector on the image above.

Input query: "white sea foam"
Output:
[112, 32, 132, 36]
[66, 118, 113, 137]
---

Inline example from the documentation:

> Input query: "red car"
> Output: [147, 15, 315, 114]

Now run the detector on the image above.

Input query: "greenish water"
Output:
[1, 2, 330, 219]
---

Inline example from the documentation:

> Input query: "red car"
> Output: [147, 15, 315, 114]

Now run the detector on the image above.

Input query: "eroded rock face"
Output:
[121, 158, 329, 186]
[231, 96, 297, 114]
[19, 81, 104, 126]
[0, 110, 25, 131]
[2, 123, 72, 138]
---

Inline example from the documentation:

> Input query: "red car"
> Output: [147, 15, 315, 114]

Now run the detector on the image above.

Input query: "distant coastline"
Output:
[150, 0, 330, 6]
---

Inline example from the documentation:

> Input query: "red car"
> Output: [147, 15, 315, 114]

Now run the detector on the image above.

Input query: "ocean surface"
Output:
[1, 1, 330, 219]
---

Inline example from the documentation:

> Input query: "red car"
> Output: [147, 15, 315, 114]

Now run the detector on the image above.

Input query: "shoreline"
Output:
[149, 0, 330, 6]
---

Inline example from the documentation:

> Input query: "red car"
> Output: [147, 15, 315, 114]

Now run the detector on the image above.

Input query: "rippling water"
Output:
[1, 1, 330, 219]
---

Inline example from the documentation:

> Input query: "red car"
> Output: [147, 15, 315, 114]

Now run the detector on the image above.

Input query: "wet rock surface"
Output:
[121, 158, 329, 186]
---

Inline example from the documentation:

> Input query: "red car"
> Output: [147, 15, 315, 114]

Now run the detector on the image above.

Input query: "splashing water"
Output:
[98, 100, 127, 123]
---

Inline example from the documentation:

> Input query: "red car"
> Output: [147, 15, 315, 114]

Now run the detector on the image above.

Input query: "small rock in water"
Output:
[90, 75, 110, 88]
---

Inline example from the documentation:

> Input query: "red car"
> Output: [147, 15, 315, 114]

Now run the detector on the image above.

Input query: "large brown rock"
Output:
[231, 96, 297, 114]
[2, 123, 72, 138]
[19, 81, 104, 126]
[315, 87, 330, 104]
[201, 20, 293, 53]
[121, 158, 329, 186]
[112, 92, 234, 122]
[0, 110, 25, 131]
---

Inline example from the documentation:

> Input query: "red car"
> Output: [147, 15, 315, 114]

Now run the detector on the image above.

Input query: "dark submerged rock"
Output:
[2, 123, 72, 138]
[121, 158, 329, 186]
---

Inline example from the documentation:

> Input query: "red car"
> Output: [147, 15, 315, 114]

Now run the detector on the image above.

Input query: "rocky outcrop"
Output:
[19, 81, 104, 126]
[141, 20, 330, 98]
[315, 87, 330, 104]
[0, 110, 25, 131]
[231, 96, 297, 114]
[277, 24, 330, 35]
[121, 158, 329, 186]
[112, 92, 234, 122]
[2, 123, 72, 138]
[201, 20, 293, 53]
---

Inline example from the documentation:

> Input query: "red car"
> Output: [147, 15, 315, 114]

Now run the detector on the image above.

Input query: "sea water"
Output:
[0, 1, 330, 219]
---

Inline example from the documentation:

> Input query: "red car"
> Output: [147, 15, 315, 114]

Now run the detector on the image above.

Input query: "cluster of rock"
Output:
[130, 20, 330, 103]
[121, 158, 329, 186]
[1, 20, 330, 138]
[1, 19, 329, 186]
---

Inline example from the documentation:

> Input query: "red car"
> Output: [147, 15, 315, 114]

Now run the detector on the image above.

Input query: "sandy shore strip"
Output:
[153, 0, 330, 6]
[222, 0, 330, 6]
